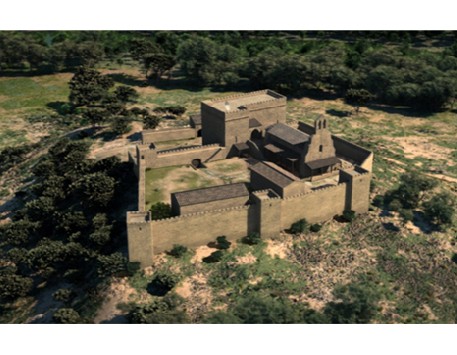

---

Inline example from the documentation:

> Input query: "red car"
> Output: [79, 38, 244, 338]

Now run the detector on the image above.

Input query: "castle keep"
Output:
[127, 90, 373, 267]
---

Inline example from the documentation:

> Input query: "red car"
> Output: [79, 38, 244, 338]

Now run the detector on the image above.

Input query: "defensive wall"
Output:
[142, 127, 197, 144]
[127, 166, 371, 267]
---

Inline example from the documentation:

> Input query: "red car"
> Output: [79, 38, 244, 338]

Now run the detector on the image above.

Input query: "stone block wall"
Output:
[142, 127, 196, 144]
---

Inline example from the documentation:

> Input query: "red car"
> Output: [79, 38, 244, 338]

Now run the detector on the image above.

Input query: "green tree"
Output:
[68, 66, 114, 107]
[114, 85, 139, 103]
[423, 192, 455, 229]
[390, 172, 437, 209]
[53, 308, 82, 324]
[290, 219, 308, 234]
[0, 267, 33, 302]
[74, 172, 116, 209]
[345, 88, 375, 114]
[143, 115, 162, 130]
[97, 253, 128, 277]
[215, 236, 231, 250]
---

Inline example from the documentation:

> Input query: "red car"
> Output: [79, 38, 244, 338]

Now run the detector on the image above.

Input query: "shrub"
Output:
[423, 192, 455, 229]
[215, 236, 231, 250]
[169, 244, 188, 258]
[451, 253, 457, 264]
[342, 210, 356, 222]
[147, 271, 179, 296]
[202, 250, 225, 263]
[388, 199, 402, 212]
[309, 224, 322, 233]
[290, 219, 308, 234]
[372, 194, 384, 208]
[242, 232, 262, 245]
[150, 202, 172, 220]
[399, 208, 414, 222]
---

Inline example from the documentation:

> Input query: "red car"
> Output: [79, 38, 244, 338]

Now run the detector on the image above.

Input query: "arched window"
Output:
[323, 120, 327, 129]
[318, 121, 322, 130]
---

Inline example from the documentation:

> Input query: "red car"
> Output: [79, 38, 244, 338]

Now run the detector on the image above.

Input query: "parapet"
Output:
[202, 89, 286, 116]
[127, 211, 151, 224]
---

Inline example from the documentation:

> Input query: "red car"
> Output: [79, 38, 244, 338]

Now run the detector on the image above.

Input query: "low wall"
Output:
[142, 127, 196, 144]
[152, 145, 227, 168]
[151, 205, 254, 254]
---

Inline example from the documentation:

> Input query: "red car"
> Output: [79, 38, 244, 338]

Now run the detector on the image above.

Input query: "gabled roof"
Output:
[173, 183, 249, 207]
[267, 123, 309, 145]
[249, 161, 299, 188]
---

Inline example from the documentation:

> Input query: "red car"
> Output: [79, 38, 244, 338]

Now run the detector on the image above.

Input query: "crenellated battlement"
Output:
[157, 144, 221, 155]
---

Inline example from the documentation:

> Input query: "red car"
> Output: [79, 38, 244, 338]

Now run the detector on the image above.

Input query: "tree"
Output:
[0, 267, 33, 302]
[202, 250, 224, 263]
[110, 115, 132, 136]
[345, 88, 375, 114]
[390, 172, 438, 209]
[97, 253, 128, 278]
[150, 202, 172, 220]
[324, 283, 382, 324]
[53, 308, 82, 324]
[423, 192, 455, 229]
[114, 85, 139, 103]
[74, 172, 116, 209]
[143, 115, 162, 130]
[68, 66, 114, 107]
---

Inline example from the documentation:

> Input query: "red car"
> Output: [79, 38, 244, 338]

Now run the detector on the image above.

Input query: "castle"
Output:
[127, 90, 373, 267]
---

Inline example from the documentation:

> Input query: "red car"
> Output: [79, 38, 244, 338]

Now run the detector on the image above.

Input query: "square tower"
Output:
[200, 89, 287, 147]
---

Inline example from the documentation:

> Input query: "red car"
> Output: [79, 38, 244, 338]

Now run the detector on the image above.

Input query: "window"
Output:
[319, 145, 323, 152]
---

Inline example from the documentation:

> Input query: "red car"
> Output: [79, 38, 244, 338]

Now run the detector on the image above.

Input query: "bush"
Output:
[169, 244, 188, 258]
[242, 232, 262, 245]
[309, 224, 322, 233]
[215, 236, 231, 250]
[451, 253, 457, 264]
[150, 202, 172, 220]
[290, 219, 308, 234]
[423, 192, 455, 229]
[147, 271, 179, 296]
[388, 199, 402, 212]
[399, 208, 414, 222]
[202, 250, 224, 263]
[342, 210, 356, 222]
[53, 308, 82, 324]
[372, 194, 384, 208]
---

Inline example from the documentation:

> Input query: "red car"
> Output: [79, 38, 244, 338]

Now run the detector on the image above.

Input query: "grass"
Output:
[145, 166, 178, 208]
[0, 75, 70, 113]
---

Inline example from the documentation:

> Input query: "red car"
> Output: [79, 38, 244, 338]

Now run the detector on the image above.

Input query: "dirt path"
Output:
[93, 277, 136, 324]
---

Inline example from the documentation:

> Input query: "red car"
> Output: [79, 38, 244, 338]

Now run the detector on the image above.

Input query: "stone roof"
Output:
[267, 123, 309, 145]
[305, 157, 340, 170]
[173, 183, 249, 207]
[250, 161, 299, 188]
[205, 90, 284, 112]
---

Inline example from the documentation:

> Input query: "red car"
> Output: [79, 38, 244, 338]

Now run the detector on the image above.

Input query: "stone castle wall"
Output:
[127, 169, 371, 267]
[142, 127, 196, 144]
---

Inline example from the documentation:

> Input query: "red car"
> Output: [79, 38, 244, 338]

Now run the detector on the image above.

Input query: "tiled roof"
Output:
[267, 123, 309, 145]
[250, 161, 298, 188]
[173, 183, 249, 207]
